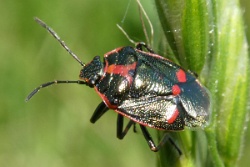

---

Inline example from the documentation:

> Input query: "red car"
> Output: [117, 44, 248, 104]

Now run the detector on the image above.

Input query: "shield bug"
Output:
[26, 18, 211, 152]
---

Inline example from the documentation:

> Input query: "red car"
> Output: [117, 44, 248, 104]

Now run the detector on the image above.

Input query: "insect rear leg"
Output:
[90, 102, 109, 123]
[140, 125, 181, 154]
[168, 136, 182, 155]
[117, 114, 135, 139]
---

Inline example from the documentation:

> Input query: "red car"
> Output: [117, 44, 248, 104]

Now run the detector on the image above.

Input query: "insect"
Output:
[26, 18, 211, 152]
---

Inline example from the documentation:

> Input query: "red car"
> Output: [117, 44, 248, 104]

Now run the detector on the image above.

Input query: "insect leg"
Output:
[136, 42, 155, 53]
[140, 125, 159, 152]
[168, 136, 182, 156]
[116, 114, 135, 139]
[90, 102, 109, 123]
[140, 125, 182, 154]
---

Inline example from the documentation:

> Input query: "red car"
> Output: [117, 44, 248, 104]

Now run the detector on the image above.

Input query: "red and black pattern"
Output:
[27, 19, 210, 152]
[78, 43, 211, 151]
[27, 21, 211, 152]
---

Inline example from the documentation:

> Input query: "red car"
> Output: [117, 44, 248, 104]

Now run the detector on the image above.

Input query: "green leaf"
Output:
[206, 0, 250, 166]
[154, 0, 250, 166]
[154, 0, 212, 73]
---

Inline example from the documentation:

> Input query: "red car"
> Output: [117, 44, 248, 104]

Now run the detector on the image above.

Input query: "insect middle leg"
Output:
[116, 114, 135, 139]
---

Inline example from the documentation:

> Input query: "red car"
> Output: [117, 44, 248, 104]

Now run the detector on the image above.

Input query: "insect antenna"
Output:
[26, 18, 87, 102]
[25, 80, 86, 102]
[34, 17, 85, 67]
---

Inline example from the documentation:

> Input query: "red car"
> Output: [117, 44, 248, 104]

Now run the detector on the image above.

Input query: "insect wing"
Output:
[179, 81, 211, 127]
[117, 96, 185, 130]
[136, 50, 185, 83]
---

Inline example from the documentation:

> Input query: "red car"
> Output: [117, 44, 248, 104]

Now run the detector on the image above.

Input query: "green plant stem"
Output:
[154, 0, 249, 166]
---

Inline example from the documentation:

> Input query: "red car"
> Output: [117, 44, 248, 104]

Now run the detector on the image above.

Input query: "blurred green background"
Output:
[0, 0, 249, 166]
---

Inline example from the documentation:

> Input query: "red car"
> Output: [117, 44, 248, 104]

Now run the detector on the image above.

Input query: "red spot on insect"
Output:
[176, 69, 187, 83]
[106, 62, 137, 84]
[167, 109, 179, 124]
[172, 84, 181, 95]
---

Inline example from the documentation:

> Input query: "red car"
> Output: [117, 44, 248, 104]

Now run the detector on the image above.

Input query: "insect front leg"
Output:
[90, 102, 109, 123]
